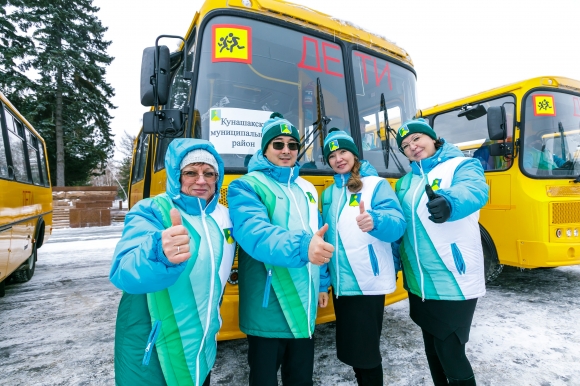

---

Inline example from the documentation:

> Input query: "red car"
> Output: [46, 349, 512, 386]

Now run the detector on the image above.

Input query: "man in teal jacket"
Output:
[227, 112, 333, 386]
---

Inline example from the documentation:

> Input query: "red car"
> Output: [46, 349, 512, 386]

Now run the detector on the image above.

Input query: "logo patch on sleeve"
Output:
[349, 193, 361, 206]
[223, 228, 234, 244]
[306, 192, 316, 203]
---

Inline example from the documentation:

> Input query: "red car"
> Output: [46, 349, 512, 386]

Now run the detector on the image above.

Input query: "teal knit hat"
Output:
[396, 118, 437, 152]
[323, 128, 359, 162]
[261, 112, 301, 153]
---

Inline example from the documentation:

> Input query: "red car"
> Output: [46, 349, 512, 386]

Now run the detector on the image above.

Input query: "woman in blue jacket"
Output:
[394, 119, 489, 386]
[109, 139, 235, 386]
[321, 129, 406, 386]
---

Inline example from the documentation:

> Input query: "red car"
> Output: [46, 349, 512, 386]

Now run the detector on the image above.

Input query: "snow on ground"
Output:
[1, 226, 580, 385]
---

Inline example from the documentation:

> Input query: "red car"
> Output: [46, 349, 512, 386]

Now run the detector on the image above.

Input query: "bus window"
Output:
[432, 95, 515, 171]
[194, 16, 351, 170]
[38, 144, 49, 186]
[26, 130, 42, 185]
[522, 91, 580, 177]
[132, 133, 149, 182]
[351, 50, 416, 176]
[0, 123, 7, 178]
[4, 109, 29, 182]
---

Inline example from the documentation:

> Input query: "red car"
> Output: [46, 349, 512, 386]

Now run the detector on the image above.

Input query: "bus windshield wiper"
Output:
[379, 93, 405, 174]
[558, 122, 567, 160]
[298, 78, 331, 163]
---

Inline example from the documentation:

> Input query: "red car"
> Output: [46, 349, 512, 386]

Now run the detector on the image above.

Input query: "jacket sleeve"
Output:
[316, 210, 331, 292]
[391, 237, 402, 273]
[367, 179, 407, 243]
[436, 158, 489, 221]
[227, 178, 312, 268]
[109, 199, 187, 294]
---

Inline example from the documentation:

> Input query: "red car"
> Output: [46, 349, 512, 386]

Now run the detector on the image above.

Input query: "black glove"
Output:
[425, 184, 451, 224]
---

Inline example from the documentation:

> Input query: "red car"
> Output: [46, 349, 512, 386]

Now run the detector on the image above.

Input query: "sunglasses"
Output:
[181, 171, 218, 181]
[271, 141, 300, 151]
[400, 134, 423, 152]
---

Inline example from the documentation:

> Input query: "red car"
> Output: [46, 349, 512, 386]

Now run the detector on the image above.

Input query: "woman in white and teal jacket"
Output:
[109, 139, 235, 386]
[321, 129, 406, 386]
[394, 119, 489, 386]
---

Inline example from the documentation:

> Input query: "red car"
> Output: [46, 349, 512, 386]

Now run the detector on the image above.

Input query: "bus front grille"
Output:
[219, 187, 229, 207]
[551, 202, 580, 224]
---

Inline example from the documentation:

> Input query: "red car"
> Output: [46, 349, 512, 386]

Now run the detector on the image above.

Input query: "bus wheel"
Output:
[0, 280, 5, 297]
[480, 224, 503, 283]
[11, 244, 37, 283]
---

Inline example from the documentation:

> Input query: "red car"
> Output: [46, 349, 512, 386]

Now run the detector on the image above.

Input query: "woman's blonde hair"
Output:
[347, 157, 363, 192]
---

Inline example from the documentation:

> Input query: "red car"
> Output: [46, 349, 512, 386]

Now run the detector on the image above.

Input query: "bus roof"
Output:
[0, 91, 44, 140]
[179, 0, 413, 67]
[420, 76, 580, 115]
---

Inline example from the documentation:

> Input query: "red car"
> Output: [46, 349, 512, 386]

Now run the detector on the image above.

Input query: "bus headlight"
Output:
[575, 229, 579, 237]
[556, 229, 562, 238]
[566, 229, 572, 237]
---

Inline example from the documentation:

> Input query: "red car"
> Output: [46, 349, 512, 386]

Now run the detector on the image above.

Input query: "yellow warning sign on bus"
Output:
[533, 94, 556, 116]
[212, 24, 252, 64]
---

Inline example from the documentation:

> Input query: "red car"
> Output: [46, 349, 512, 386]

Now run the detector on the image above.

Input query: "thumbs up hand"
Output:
[161, 208, 192, 264]
[424, 184, 451, 224]
[308, 224, 335, 266]
[355, 200, 374, 233]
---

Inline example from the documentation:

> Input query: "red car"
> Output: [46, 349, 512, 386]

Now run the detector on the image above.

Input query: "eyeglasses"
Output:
[181, 171, 218, 181]
[400, 134, 423, 152]
[272, 141, 300, 151]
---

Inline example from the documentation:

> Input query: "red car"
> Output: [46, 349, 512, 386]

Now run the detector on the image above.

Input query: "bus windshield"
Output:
[194, 15, 350, 171]
[522, 91, 580, 178]
[431, 95, 515, 172]
[352, 50, 416, 176]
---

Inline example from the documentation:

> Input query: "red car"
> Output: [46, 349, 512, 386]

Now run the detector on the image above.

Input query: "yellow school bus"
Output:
[420, 76, 580, 280]
[0, 92, 53, 297]
[130, 0, 417, 340]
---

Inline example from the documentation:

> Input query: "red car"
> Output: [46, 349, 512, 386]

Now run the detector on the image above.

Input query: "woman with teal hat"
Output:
[320, 128, 406, 385]
[393, 118, 488, 386]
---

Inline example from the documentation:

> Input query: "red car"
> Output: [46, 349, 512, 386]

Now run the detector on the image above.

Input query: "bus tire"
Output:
[0, 280, 5, 297]
[10, 243, 37, 283]
[480, 224, 503, 283]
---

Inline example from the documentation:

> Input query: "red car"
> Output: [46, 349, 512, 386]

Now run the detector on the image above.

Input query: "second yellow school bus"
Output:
[0, 91, 53, 298]
[129, 0, 417, 340]
[420, 76, 580, 279]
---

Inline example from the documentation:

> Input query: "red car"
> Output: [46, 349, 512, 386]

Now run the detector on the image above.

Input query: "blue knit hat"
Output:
[396, 118, 437, 152]
[261, 112, 301, 153]
[323, 128, 359, 162]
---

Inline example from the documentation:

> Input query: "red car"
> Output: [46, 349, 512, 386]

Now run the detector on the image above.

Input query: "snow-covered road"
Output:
[1, 225, 579, 385]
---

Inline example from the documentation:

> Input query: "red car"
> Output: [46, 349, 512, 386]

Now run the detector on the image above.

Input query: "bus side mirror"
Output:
[487, 106, 506, 141]
[140, 46, 170, 106]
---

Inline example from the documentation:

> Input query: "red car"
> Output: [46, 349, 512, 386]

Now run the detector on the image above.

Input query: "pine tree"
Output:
[11, 0, 116, 186]
[0, 0, 34, 107]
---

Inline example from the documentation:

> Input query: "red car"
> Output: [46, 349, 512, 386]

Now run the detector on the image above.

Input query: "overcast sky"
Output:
[93, 0, 580, 156]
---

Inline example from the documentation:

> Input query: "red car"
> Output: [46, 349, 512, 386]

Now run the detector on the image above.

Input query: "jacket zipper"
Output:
[196, 197, 216, 386]
[412, 161, 426, 301]
[262, 269, 272, 307]
[142, 320, 162, 366]
[334, 175, 345, 298]
[286, 167, 312, 338]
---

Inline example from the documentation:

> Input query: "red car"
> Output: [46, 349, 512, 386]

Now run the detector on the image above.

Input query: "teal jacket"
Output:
[110, 139, 235, 386]
[227, 150, 330, 338]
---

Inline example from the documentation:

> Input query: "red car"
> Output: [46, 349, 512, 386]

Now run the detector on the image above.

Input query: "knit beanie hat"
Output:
[396, 118, 437, 152]
[261, 112, 301, 153]
[180, 149, 219, 173]
[323, 128, 359, 162]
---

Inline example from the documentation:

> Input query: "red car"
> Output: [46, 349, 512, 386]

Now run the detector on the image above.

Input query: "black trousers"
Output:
[202, 372, 211, 386]
[422, 329, 474, 384]
[247, 334, 314, 386]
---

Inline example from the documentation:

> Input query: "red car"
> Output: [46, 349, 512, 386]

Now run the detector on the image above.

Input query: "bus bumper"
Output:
[517, 240, 580, 268]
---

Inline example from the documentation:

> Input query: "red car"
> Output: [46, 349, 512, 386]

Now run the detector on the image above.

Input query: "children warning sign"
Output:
[212, 24, 252, 63]
[209, 108, 272, 155]
[533, 94, 556, 116]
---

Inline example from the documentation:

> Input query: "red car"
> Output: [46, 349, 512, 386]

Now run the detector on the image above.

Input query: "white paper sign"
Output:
[209, 108, 272, 154]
